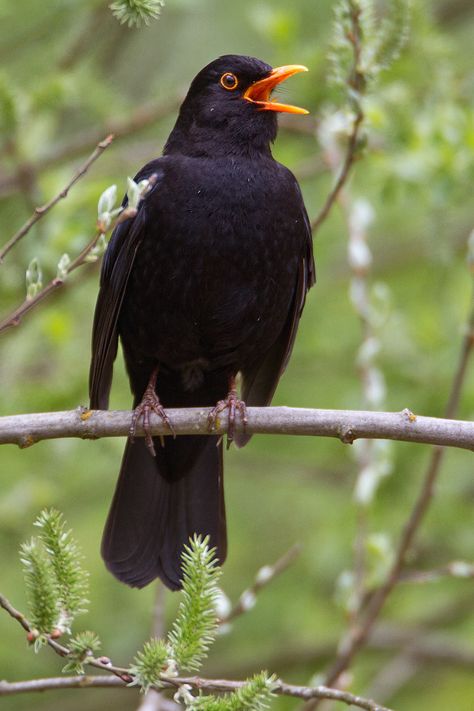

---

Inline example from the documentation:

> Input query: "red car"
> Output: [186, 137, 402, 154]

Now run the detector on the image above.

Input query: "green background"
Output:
[1, 0, 474, 709]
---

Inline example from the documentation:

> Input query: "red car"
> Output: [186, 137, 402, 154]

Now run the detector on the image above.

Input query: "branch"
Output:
[0, 675, 391, 710]
[0, 135, 114, 263]
[0, 406, 473, 452]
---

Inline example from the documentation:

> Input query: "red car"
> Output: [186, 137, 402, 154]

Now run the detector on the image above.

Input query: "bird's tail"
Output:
[101, 433, 226, 590]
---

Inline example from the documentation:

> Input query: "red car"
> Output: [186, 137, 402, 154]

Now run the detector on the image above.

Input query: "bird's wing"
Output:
[89, 162, 164, 410]
[236, 197, 315, 447]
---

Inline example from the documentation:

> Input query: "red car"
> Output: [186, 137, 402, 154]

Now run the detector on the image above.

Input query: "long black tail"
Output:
[101, 432, 226, 590]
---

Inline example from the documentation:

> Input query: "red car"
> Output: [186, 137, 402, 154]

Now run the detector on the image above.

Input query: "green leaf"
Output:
[97, 184, 117, 217]
[25, 258, 43, 301]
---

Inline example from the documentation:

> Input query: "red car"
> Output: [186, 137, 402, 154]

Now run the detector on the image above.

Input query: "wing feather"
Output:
[89, 163, 164, 409]
[234, 194, 315, 448]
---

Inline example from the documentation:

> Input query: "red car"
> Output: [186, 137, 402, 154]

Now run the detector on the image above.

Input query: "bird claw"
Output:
[208, 390, 248, 448]
[130, 389, 175, 457]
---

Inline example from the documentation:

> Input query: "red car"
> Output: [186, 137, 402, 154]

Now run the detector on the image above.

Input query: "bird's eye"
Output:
[220, 72, 238, 91]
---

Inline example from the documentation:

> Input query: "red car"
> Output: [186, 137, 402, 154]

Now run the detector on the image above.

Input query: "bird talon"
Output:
[130, 379, 173, 456]
[208, 387, 247, 447]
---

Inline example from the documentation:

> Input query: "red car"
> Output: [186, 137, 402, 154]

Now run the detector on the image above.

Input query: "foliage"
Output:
[168, 535, 222, 672]
[33, 509, 89, 631]
[329, 0, 411, 103]
[185, 673, 278, 711]
[110, 0, 165, 28]
[19, 538, 60, 645]
[13, 519, 276, 708]
[132, 535, 222, 690]
[130, 637, 170, 692]
[19, 510, 88, 643]
[62, 631, 101, 674]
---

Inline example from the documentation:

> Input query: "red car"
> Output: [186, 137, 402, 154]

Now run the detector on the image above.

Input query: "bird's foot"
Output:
[130, 369, 175, 456]
[208, 381, 247, 449]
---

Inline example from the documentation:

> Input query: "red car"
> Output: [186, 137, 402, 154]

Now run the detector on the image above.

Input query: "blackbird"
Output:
[89, 55, 315, 590]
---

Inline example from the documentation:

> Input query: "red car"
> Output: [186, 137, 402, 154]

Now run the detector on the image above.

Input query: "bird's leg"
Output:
[130, 366, 175, 456]
[208, 374, 248, 448]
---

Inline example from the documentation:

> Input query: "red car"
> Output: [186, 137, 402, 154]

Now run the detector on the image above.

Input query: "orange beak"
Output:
[243, 64, 309, 115]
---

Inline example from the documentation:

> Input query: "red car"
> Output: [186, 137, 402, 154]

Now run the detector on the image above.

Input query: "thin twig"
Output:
[0, 674, 391, 710]
[0, 406, 473, 451]
[219, 544, 301, 625]
[0, 233, 101, 334]
[0, 135, 114, 264]
[310, 110, 363, 233]
[0, 177, 156, 335]
[398, 560, 474, 584]
[310, 1, 365, 233]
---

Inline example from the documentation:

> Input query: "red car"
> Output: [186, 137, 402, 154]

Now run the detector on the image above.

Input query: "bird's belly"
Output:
[119, 232, 296, 373]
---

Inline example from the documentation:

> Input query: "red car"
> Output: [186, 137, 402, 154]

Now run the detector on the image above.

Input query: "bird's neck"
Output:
[163, 109, 276, 159]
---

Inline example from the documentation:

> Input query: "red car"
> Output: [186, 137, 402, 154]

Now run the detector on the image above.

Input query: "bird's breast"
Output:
[119, 157, 304, 371]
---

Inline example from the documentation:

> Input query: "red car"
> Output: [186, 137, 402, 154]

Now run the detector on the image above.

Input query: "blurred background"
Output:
[1, 0, 474, 709]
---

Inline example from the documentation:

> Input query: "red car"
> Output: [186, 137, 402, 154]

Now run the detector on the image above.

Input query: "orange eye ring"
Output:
[220, 72, 238, 91]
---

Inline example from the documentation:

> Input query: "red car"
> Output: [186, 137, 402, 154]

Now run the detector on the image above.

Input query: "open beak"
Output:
[243, 65, 309, 115]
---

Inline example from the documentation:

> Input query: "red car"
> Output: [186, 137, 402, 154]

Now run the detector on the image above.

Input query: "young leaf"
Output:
[34, 509, 89, 632]
[129, 638, 170, 692]
[167, 535, 221, 672]
[63, 631, 101, 674]
[25, 258, 43, 300]
[187, 673, 278, 710]
[97, 184, 117, 217]
[20, 538, 59, 639]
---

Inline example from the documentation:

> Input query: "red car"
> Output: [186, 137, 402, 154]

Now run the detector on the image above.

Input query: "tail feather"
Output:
[101, 434, 226, 590]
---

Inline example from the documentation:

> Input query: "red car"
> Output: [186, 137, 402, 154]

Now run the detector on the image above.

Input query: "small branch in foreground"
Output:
[0, 593, 390, 711]
[0, 406, 473, 452]
[0, 135, 114, 264]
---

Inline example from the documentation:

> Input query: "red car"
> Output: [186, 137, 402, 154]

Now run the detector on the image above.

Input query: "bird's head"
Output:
[164, 55, 308, 158]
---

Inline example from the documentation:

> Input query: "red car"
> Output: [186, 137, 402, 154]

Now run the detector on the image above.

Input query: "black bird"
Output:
[89, 55, 315, 590]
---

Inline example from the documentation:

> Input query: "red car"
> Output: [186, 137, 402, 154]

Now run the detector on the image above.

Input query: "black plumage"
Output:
[89, 55, 315, 590]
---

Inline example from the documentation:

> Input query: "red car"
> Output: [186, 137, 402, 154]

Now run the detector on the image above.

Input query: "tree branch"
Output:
[0, 135, 114, 263]
[0, 406, 473, 452]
